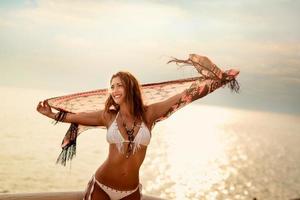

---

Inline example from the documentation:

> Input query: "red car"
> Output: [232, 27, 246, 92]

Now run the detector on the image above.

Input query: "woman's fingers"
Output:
[37, 101, 47, 112]
[223, 69, 240, 81]
[227, 69, 240, 77]
[37, 102, 42, 112]
[44, 100, 50, 107]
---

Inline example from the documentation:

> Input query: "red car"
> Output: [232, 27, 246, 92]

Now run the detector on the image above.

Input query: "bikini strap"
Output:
[114, 111, 120, 124]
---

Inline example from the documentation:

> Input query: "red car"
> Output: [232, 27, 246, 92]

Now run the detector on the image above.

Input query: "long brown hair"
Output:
[104, 71, 147, 122]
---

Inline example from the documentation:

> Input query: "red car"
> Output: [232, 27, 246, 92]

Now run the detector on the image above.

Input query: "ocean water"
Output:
[0, 86, 300, 200]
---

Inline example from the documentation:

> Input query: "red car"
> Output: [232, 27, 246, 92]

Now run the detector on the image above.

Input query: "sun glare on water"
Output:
[160, 105, 235, 199]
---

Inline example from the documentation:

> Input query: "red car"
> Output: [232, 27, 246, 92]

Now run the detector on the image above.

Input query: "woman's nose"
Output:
[111, 88, 119, 95]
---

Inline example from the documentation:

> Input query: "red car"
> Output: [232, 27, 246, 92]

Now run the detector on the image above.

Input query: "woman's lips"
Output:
[113, 94, 122, 99]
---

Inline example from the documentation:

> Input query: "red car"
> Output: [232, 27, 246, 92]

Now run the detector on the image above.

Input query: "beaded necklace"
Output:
[119, 112, 137, 158]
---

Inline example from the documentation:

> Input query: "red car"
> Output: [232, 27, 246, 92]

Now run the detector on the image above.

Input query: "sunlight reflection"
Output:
[163, 104, 234, 199]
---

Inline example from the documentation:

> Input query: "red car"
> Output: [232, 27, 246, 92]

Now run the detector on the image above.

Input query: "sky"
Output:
[0, 0, 299, 115]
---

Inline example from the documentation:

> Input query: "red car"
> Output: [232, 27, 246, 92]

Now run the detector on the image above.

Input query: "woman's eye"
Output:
[110, 83, 122, 89]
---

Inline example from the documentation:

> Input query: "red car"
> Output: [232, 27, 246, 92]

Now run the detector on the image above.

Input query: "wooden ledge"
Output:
[0, 191, 164, 200]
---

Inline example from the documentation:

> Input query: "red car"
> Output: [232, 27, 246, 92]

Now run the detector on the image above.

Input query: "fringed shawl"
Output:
[45, 54, 240, 166]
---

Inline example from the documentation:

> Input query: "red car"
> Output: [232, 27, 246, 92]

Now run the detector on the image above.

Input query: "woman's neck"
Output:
[118, 102, 141, 122]
[119, 103, 132, 119]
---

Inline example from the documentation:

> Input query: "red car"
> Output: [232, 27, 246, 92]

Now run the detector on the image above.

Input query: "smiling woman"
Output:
[36, 54, 240, 199]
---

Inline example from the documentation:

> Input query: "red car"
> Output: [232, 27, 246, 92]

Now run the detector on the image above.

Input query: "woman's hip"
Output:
[83, 174, 142, 200]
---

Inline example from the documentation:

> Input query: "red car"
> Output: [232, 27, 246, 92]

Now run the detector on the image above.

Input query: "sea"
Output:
[0, 86, 299, 200]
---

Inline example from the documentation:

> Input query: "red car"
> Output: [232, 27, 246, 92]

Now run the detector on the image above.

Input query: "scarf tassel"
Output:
[221, 72, 240, 93]
[53, 110, 79, 166]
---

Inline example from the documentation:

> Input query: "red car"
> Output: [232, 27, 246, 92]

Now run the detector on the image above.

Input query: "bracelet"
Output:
[54, 110, 67, 124]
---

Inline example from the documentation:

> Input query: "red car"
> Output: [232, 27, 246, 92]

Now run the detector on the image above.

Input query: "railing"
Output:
[0, 191, 164, 200]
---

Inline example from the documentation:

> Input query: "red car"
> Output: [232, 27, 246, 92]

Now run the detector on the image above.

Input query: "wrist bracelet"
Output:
[54, 110, 67, 124]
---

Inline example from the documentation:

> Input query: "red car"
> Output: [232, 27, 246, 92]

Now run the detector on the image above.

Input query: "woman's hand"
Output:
[226, 69, 240, 77]
[223, 69, 240, 81]
[36, 101, 53, 117]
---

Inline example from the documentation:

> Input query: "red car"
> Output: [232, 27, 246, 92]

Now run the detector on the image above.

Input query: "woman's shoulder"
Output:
[102, 109, 118, 127]
[143, 105, 154, 120]
[143, 105, 154, 130]
[106, 109, 118, 118]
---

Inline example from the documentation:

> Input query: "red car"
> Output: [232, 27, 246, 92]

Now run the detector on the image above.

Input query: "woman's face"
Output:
[110, 76, 126, 105]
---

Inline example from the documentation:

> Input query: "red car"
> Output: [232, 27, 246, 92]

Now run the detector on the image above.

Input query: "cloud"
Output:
[6, 0, 185, 29]
[52, 34, 97, 50]
[0, 0, 299, 115]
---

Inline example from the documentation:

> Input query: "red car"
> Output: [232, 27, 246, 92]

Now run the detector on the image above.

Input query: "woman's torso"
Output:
[95, 110, 152, 190]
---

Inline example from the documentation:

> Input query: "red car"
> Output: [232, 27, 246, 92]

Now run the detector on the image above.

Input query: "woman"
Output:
[37, 54, 240, 200]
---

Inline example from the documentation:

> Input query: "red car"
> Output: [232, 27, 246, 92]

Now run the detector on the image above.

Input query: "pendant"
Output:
[126, 142, 133, 159]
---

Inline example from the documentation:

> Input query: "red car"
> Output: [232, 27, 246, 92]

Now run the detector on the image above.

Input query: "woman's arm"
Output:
[147, 69, 239, 124]
[36, 101, 108, 126]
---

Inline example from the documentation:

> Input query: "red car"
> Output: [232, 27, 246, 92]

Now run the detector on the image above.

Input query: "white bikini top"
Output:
[106, 112, 151, 154]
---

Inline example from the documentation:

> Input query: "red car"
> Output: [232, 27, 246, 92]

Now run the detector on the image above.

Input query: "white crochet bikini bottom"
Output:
[83, 174, 142, 200]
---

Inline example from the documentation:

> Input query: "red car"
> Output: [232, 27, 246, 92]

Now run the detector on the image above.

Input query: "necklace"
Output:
[119, 112, 137, 158]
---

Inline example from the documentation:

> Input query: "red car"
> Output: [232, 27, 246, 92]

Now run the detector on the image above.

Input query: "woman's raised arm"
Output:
[147, 69, 240, 125]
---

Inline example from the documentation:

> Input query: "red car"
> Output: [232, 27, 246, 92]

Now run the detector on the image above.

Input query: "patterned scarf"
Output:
[45, 54, 240, 166]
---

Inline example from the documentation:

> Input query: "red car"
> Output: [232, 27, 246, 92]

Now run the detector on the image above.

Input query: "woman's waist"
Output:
[95, 161, 140, 190]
